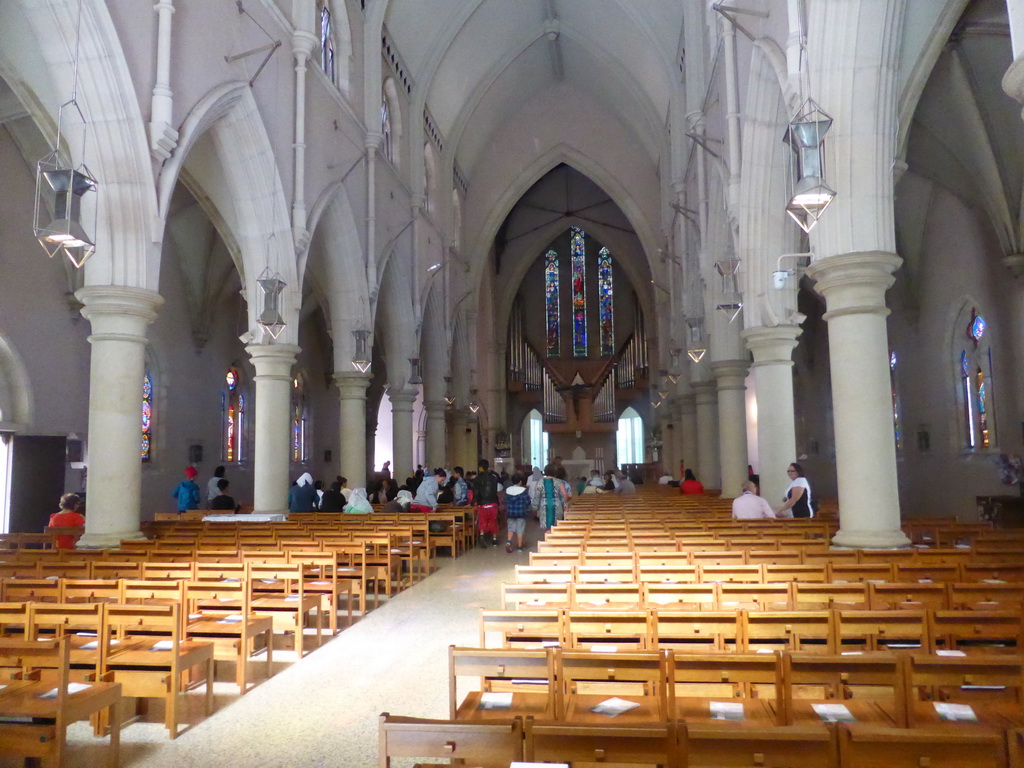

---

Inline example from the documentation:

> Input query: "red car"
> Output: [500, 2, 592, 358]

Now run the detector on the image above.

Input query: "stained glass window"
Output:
[292, 377, 308, 463]
[888, 351, 901, 452]
[141, 372, 153, 461]
[969, 309, 986, 346]
[571, 226, 587, 357]
[224, 369, 244, 463]
[598, 247, 614, 356]
[961, 350, 975, 449]
[976, 366, 989, 448]
[545, 250, 560, 357]
[320, 4, 335, 83]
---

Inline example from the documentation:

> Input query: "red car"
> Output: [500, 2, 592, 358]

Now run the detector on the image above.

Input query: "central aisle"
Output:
[65, 535, 528, 768]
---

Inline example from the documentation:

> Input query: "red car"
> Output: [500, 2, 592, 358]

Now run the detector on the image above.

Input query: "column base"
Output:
[77, 530, 147, 549]
[830, 528, 911, 550]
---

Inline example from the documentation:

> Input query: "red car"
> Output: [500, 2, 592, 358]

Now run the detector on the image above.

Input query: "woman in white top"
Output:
[778, 462, 812, 518]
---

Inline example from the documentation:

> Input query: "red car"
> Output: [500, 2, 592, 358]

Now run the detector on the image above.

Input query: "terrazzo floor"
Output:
[19, 526, 538, 768]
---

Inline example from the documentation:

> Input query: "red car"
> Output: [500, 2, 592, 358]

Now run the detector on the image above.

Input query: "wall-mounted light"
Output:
[408, 357, 422, 385]
[468, 388, 480, 414]
[783, 98, 835, 233]
[443, 376, 456, 406]
[352, 329, 371, 373]
[256, 267, 286, 339]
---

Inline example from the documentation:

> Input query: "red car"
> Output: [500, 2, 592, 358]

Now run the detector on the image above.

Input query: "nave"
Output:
[0, 535, 527, 768]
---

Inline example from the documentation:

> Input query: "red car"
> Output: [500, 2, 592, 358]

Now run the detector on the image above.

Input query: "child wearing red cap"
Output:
[171, 466, 201, 513]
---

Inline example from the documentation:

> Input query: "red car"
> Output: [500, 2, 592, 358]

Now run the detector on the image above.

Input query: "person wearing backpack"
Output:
[503, 472, 530, 553]
[474, 459, 501, 547]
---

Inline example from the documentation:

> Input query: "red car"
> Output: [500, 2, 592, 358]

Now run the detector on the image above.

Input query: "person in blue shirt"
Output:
[171, 466, 201, 513]
[451, 466, 469, 507]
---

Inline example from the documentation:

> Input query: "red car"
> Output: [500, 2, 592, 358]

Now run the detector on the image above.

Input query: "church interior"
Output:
[3, 0, 1024, 765]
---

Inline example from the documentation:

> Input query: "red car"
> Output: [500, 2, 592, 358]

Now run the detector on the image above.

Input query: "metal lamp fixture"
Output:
[408, 357, 422, 386]
[351, 329, 371, 373]
[443, 376, 456, 406]
[468, 388, 480, 414]
[667, 349, 682, 384]
[685, 317, 707, 363]
[33, 0, 97, 269]
[783, 98, 835, 233]
[256, 267, 287, 339]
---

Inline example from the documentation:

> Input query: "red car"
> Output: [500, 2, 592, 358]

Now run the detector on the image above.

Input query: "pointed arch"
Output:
[0, 333, 33, 431]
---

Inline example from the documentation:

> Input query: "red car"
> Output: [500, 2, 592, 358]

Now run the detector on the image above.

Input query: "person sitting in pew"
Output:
[732, 481, 775, 520]
[209, 479, 241, 512]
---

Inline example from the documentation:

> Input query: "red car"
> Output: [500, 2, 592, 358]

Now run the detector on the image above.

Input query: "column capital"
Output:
[246, 343, 300, 379]
[77, 286, 163, 337]
[387, 387, 418, 409]
[291, 30, 318, 59]
[334, 370, 371, 395]
[742, 325, 802, 367]
[365, 131, 383, 151]
[1003, 253, 1024, 281]
[692, 381, 717, 406]
[805, 251, 901, 321]
[423, 399, 449, 414]
[710, 359, 749, 390]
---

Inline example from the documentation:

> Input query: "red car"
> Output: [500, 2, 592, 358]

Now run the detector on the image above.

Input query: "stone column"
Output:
[246, 343, 300, 514]
[693, 381, 720, 488]
[424, 400, 447, 469]
[679, 394, 697, 476]
[806, 252, 909, 548]
[76, 287, 163, 547]
[742, 325, 801, 506]
[389, 388, 417, 482]
[712, 360, 749, 498]
[335, 371, 370, 488]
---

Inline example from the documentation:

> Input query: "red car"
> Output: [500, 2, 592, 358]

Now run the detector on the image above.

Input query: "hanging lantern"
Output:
[443, 376, 456, 406]
[468, 388, 480, 414]
[33, 1, 97, 269]
[352, 329, 371, 373]
[667, 349, 682, 384]
[714, 259, 743, 323]
[783, 98, 835, 233]
[685, 317, 707, 363]
[256, 267, 287, 339]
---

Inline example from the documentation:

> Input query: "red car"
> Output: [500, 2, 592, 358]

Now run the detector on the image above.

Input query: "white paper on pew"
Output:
[189, 613, 203, 619]
[884, 643, 920, 649]
[259, 579, 277, 584]
[590, 697, 639, 717]
[710, 701, 745, 721]
[39, 683, 91, 699]
[511, 763, 568, 768]
[477, 692, 513, 710]
[44, 575, 59, 580]
[956, 544, 972, 549]
[983, 579, 1006, 584]
[337, 568, 355, 572]
[285, 595, 300, 601]
[541, 640, 560, 648]
[217, 615, 244, 624]
[310, 581, 330, 586]
[936, 650, 967, 657]
[220, 578, 239, 583]
[841, 651, 863, 656]
[149, 640, 174, 651]
[78, 640, 98, 651]
[812, 703, 855, 722]
[510, 678, 547, 685]
[75, 632, 97, 637]
[934, 702, 977, 721]
[591, 645, 618, 653]
[918, 579, 933, 583]
[755, 648, 774, 654]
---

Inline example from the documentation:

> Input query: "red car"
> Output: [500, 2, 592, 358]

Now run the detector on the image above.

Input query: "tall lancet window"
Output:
[545, 250, 560, 357]
[141, 372, 153, 461]
[292, 376, 308, 463]
[958, 307, 994, 450]
[571, 226, 587, 357]
[319, 3, 335, 83]
[598, 246, 614, 356]
[224, 368, 245, 463]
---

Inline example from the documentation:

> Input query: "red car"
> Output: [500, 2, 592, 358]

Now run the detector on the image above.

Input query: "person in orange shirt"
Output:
[49, 493, 85, 550]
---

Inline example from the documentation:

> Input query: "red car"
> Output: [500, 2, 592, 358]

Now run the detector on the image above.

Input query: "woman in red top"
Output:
[680, 469, 705, 495]
[49, 493, 85, 549]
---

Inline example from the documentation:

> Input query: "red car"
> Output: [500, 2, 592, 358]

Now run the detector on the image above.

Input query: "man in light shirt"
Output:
[732, 481, 776, 519]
